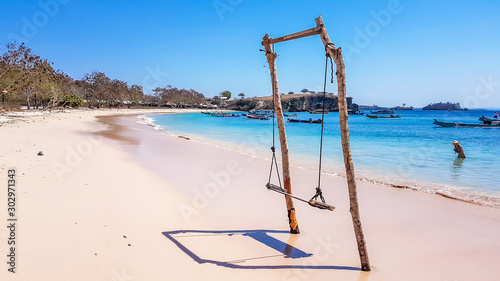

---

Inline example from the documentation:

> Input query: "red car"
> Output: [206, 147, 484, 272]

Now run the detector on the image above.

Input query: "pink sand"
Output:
[0, 109, 499, 281]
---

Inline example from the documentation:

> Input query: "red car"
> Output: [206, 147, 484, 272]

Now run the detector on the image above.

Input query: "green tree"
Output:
[220, 90, 231, 99]
[58, 94, 83, 108]
[0, 43, 65, 109]
[238, 92, 245, 99]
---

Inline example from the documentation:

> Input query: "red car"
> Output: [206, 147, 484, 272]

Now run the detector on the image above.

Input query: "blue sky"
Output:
[1, 0, 500, 108]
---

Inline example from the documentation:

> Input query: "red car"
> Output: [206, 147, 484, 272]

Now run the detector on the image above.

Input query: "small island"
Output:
[422, 102, 468, 111]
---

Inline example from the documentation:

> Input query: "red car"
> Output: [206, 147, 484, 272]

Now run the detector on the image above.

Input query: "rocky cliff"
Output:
[228, 94, 357, 112]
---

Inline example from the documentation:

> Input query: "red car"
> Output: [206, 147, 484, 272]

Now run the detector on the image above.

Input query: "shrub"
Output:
[58, 94, 83, 108]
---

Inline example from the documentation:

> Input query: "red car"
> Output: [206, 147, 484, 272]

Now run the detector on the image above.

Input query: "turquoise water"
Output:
[146, 110, 500, 205]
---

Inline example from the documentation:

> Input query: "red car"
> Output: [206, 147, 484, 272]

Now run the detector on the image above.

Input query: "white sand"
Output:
[1, 109, 499, 281]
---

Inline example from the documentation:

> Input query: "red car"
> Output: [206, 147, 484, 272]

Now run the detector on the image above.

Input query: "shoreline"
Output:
[140, 111, 500, 209]
[2, 108, 500, 281]
[5, 107, 494, 208]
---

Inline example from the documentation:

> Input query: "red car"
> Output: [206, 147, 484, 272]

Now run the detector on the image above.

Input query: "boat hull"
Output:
[287, 118, 322, 124]
[370, 110, 394, 114]
[308, 110, 329, 114]
[478, 116, 500, 124]
[433, 119, 500, 128]
[366, 114, 401, 119]
[247, 114, 269, 120]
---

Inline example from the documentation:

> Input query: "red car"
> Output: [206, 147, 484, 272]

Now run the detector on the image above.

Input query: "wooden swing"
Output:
[266, 48, 335, 212]
[261, 15, 371, 271]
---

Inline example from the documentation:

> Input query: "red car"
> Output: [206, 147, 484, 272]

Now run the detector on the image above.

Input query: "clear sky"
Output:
[2, 0, 500, 108]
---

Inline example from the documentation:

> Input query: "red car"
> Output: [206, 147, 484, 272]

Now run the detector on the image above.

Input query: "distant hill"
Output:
[422, 102, 466, 111]
[227, 93, 358, 112]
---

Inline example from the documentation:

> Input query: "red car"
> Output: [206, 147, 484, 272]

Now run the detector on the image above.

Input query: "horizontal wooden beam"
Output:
[262, 27, 322, 46]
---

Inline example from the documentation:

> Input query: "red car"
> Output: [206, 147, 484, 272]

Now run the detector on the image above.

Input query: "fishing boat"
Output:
[265, 112, 298, 117]
[308, 109, 329, 114]
[433, 119, 500, 128]
[246, 114, 270, 120]
[205, 111, 223, 116]
[287, 118, 322, 124]
[348, 110, 364, 115]
[478, 116, 500, 124]
[212, 112, 240, 117]
[366, 114, 401, 119]
[370, 109, 394, 114]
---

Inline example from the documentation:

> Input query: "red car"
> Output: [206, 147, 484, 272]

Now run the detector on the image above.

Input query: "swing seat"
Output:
[308, 200, 335, 211]
[266, 183, 335, 211]
[266, 183, 285, 193]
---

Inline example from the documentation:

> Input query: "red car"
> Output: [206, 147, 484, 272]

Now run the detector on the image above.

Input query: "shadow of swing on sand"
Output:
[162, 229, 361, 271]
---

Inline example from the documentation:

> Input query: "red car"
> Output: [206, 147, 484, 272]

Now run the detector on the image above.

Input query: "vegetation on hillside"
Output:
[0, 43, 71, 109]
[0, 43, 206, 109]
[227, 93, 358, 112]
[152, 86, 205, 105]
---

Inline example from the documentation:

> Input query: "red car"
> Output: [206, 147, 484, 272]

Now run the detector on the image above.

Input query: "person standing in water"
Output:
[452, 140, 466, 158]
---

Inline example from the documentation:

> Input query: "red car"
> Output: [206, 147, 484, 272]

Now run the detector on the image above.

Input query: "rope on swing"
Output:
[310, 47, 335, 207]
[266, 44, 283, 193]
[265, 44, 335, 211]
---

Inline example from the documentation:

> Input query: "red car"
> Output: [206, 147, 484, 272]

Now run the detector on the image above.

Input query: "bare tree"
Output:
[82, 71, 111, 108]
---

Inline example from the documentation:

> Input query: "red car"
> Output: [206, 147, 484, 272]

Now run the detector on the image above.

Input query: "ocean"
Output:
[143, 109, 500, 207]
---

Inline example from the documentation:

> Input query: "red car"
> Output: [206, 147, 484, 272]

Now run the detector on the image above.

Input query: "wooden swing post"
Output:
[315, 15, 371, 272]
[261, 15, 371, 271]
[262, 37, 300, 234]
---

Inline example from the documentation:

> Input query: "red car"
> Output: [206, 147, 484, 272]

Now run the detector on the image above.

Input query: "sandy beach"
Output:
[1, 109, 500, 281]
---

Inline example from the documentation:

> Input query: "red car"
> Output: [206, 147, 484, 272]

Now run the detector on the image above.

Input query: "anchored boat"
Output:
[433, 119, 500, 128]
[348, 110, 364, 115]
[478, 116, 500, 124]
[212, 112, 240, 117]
[308, 109, 329, 114]
[246, 114, 270, 120]
[366, 114, 401, 119]
[287, 118, 323, 124]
